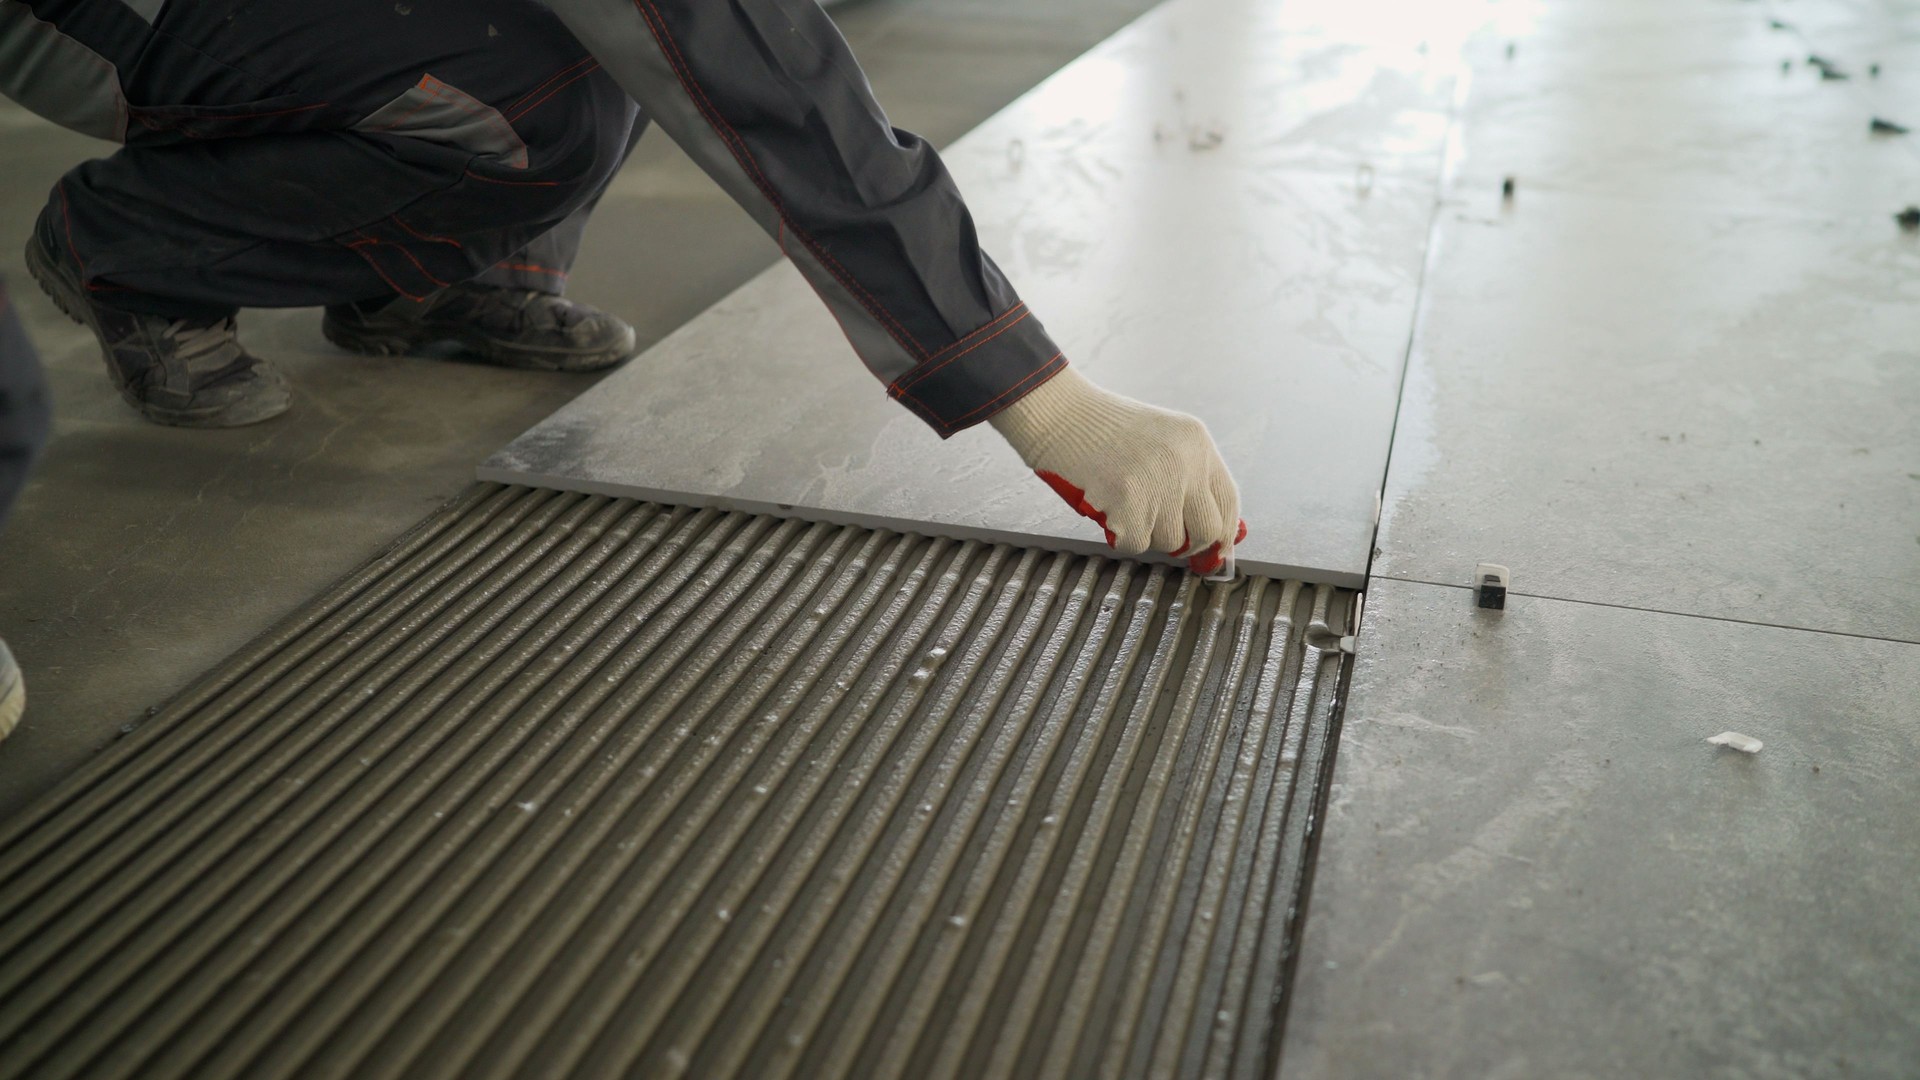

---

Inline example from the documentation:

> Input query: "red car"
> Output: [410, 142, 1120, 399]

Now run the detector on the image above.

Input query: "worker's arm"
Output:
[542, 0, 1244, 571]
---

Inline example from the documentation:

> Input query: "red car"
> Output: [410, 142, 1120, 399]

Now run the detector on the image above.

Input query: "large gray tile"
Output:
[1282, 578, 1920, 1080]
[484, 0, 1456, 588]
[1375, 191, 1920, 641]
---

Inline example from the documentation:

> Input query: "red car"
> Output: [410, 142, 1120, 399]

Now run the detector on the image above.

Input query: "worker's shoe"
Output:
[0, 638, 24, 744]
[321, 284, 636, 372]
[25, 231, 291, 428]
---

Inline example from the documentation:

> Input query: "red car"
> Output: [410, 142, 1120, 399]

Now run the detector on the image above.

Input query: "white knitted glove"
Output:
[990, 365, 1246, 577]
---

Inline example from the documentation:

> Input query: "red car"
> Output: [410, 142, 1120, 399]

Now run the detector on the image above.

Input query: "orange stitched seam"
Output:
[347, 240, 428, 301]
[888, 381, 939, 421]
[934, 353, 1066, 434]
[369, 77, 525, 168]
[632, 0, 930, 361]
[391, 215, 461, 248]
[366, 76, 442, 133]
[780, 218, 895, 382]
[893, 309, 1032, 393]
[424, 78, 530, 166]
[506, 64, 602, 122]
[351, 229, 447, 291]
[387, 244, 449, 288]
[506, 55, 597, 116]
[499, 263, 569, 277]
[921, 302, 1026, 364]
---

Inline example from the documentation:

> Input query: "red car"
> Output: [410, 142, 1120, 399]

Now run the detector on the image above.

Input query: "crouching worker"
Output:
[1, 0, 1246, 574]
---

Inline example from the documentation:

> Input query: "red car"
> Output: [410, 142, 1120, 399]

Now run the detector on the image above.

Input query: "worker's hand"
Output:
[990, 365, 1247, 577]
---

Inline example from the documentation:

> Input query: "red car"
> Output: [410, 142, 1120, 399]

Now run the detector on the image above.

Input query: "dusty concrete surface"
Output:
[0, 0, 1165, 820]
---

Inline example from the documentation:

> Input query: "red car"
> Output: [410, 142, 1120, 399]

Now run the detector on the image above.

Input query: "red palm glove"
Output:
[990, 366, 1247, 578]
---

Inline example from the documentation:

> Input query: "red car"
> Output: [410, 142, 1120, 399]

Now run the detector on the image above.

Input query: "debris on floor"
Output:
[1707, 731, 1765, 754]
[1501, 176, 1516, 200]
[1896, 206, 1920, 230]
[1810, 56, 1850, 80]
[1474, 563, 1510, 610]
[1869, 117, 1909, 135]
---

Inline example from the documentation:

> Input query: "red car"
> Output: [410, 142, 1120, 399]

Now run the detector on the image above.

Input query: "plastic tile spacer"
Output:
[1474, 563, 1510, 610]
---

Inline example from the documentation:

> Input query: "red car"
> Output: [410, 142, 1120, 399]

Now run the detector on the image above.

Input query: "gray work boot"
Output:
[321, 284, 637, 372]
[0, 638, 23, 744]
[25, 229, 291, 428]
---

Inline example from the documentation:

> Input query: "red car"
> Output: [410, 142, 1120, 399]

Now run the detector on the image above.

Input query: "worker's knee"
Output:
[471, 69, 638, 212]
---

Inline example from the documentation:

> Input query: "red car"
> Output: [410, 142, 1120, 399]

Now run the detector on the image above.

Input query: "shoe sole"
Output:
[321, 311, 636, 373]
[24, 236, 292, 428]
[0, 642, 23, 744]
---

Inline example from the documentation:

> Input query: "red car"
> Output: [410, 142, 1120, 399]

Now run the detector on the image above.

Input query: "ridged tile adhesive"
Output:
[0, 484, 1355, 1080]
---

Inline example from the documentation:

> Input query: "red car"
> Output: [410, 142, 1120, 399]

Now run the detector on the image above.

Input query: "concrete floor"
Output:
[0, 0, 1165, 819]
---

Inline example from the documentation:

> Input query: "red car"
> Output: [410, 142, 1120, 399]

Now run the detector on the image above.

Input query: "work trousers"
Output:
[10, 0, 646, 320]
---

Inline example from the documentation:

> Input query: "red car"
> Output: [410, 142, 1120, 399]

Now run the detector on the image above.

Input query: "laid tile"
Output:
[1283, 578, 1920, 1079]
[1375, 191, 1920, 640]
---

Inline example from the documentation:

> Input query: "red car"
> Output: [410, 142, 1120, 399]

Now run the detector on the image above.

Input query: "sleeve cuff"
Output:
[885, 304, 1067, 437]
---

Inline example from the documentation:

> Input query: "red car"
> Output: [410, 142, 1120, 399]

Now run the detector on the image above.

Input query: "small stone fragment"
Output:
[1707, 731, 1764, 754]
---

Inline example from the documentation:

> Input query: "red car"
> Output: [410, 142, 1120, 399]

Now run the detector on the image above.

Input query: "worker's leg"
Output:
[18, 0, 637, 424]
[36, 0, 634, 313]
[318, 100, 647, 372]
